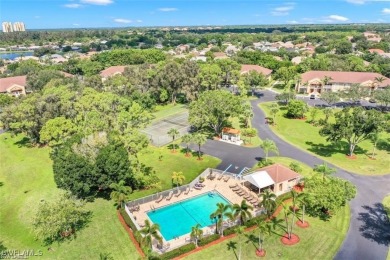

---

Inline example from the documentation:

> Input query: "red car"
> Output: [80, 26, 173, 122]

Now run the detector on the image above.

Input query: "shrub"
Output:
[275, 192, 293, 206]
[198, 234, 220, 247]
[289, 162, 302, 173]
[157, 243, 196, 260]
[257, 159, 274, 168]
[223, 226, 237, 236]
[286, 100, 308, 119]
[244, 214, 267, 228]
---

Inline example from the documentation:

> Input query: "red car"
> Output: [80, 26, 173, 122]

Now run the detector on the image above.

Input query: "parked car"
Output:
[368, 98, 376, 103]
[309, 94, 316, 100]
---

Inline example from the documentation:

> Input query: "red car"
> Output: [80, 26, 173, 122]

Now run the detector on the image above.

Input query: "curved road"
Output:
[197, 90, 390, 260]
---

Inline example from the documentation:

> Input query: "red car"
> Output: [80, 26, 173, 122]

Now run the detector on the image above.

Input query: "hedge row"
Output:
[119, 208, 143, 247]
[223, 226, 236, 236]
[198, 234, 221, 247]
[157, 243, 196, 260]
[275, 191, 293, 206]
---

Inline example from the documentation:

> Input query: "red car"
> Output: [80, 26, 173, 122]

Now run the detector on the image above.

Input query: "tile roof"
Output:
[257, 164, 301, 183]
[100, 65, 127, 78]
[241, 64, 272, 76]
[301, 71, 390, 87]
[369, 49, 384, 54]
[222, 127, 240, 134]
[0, 75, 27, 92]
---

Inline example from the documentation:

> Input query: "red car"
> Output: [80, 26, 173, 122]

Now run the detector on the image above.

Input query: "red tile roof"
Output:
[222, 127, 240, 134]
[258, 164, 301, 183]
[241, 64, 272, 76]
[100, 66, 127, 78]
[0, 75, 27, 93]
[368, 49, 384, 54]
[301, 71, 390, 87]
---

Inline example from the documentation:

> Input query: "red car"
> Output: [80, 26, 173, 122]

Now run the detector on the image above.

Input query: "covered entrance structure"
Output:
[243, 171, 275, 194]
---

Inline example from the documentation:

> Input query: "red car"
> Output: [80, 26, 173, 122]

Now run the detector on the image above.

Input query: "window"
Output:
[279, 183, 283, 191]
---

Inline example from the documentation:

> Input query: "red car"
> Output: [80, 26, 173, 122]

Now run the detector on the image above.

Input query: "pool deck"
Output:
[130, 175, 263, 252]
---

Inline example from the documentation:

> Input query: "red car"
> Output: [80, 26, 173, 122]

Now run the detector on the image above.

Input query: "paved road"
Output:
[198, 90, 390, 260]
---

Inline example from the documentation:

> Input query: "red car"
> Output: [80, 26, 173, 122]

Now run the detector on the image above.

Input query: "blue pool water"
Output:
[147, 192, 231, 241]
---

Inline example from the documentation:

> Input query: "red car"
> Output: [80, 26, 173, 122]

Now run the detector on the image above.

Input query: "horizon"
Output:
[2, 0, 390, 29]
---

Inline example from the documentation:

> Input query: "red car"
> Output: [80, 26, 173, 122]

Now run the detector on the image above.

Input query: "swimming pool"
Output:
[147, 192, 231, 241]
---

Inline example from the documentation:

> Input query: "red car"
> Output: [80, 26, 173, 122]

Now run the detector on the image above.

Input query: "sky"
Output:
[1, 0, 390, 29]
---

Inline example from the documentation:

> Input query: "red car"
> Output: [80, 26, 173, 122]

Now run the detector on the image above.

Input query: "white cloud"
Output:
[73, 23, 80, 26]
[158, 7, 178, 12]
[271, 3, 295, 16]
[80, 0, 113, 5]
[275, 6, 294, 12]
[114, 18, 132, 23]
[287, 20, 299, 24]
[327, 15, 349, 21]
[64, 3, 82, 8]
[383, 8, 390, 14]
[136, 20, 143, 23]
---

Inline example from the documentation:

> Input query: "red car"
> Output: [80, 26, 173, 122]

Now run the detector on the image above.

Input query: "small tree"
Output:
[236, 226, 245, 260]
[322, 107, 333, 124]
[269, 105, 279, 126]
[289, 162, 302, 173]
[256, 220, 271, 254]
[275, 91, 296, 104]
[192, 133, 207, 160]
[139, 219, 162, 250]
[320, 91, 339, 107]
[167, 128, 180, 152]
[241, 104, 253, 128]
[260, 139, 279, 162]
[109, 180, 132, 209]
[232, 200, 253, 225]
[313, 162, 336, 181]
[259, 189, 277, 218]
[309, 107, 320, 124]
[241, 128, 257, 145]
[171, 171, 185, 188]
[181, 134, 193, 157]
[286, 100, 308, 119]
[190, 224, 203, 247]
[369, 132, 380, 159]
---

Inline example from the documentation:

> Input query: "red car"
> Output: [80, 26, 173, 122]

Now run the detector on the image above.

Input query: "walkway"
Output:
[197, 90, 390, 260]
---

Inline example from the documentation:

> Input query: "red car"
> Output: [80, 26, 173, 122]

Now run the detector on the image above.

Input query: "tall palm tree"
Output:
[190, 224, 203, 247]
[236, 226, 245, 260]
[139, 219, 162, 250]
[297, 192, 308, 224]
[192, 133, 207, 160]
[313, 162, 336, 181]
[210, 203, 231, 236]
[109, 180, 132, 209]
[259, 189, 277, 218]
[232, 200, 253, 225]
[167, 128, 180, 152]
[260, 139, 279, 162]
[171, 171, 185, 188]
[181, 134, 193, 157]
[256, 220, 271, 253]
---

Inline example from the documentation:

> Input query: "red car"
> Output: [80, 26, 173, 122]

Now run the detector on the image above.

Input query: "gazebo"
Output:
[242, 171, 275, 194]
[221, 127, 241, 143]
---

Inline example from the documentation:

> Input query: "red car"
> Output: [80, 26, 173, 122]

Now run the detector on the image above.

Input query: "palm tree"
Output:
[282, 203, 295, 240]
[260, 139, 279, 162]
[259, 189, 277, 218]
[241, 105, 253, 128]
[210, 203, 231, 236]
[139, 219, 162, 250]
[171, 171, 185, 188]
[236, 226, 245, 260]
[369, 132, 380, 159]
[256, 220, 271, 253]
[109, 180, 132, 209]
[192, 133, 207, 160]
[313, 162, 336, 181]
[232, 200, 253, 225]
[190, 224, 203, 247]
[297, 192, 308, 224]
[181, 134, 193, 157]
[167, 128, 180, 152]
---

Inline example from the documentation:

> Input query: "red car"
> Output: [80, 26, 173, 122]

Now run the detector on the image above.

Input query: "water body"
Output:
[0, 52, 34, 60]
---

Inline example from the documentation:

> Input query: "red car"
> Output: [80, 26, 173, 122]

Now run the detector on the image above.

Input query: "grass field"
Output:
[0, 133, 220, 259]
[260, 102, 390, 175]
[383, 195, 390, 260]
[184, 205, 350, 260]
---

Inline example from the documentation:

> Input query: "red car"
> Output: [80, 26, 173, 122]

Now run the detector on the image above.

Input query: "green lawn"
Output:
[260, 102, 390, 175]
[184, 205, 350, 260]
[383, 195, 390, 260]
[230, 117, 262, 148]
[0, 134, 220, 259]
[151, 103, 188, 122]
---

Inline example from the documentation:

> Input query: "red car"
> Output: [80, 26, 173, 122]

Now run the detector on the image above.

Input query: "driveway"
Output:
[197, 90, 390, 259]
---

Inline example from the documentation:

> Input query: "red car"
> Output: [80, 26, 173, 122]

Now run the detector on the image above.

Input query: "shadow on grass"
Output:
[306, 141, 367, 157]
[0, 182, 3, 187]
[226, 241, 238, 259]
[14, 137, 34, 148]
[246, 233, 259, 249]
[358, 203, 390, 246]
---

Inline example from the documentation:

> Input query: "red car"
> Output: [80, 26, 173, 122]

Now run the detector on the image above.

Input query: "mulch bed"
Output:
[345, 154, 357, 160]
[296, 220, 310, 228]
[256, 249, 266, 257]
[281, 233, 300, 245]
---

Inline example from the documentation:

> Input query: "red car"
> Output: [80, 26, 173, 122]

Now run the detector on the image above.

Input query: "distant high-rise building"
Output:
[2, 22, 13, 33]
[13, 22, 26, 32]
[1, 22, 25, 33]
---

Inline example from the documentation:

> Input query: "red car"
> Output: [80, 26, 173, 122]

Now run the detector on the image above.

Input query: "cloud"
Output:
[287, 20, 299, 24]
[73, 23, 80, 26]
[80, 0, 113, 5]
[271, 3, 295, 16]
[158, 7, 178, 12]
[64, 3, 82, 8]
[114, 18, 132, 23]
[136, 20, 143, 23]
[327, 15, 349, 21]
[383, 8, 390, 14]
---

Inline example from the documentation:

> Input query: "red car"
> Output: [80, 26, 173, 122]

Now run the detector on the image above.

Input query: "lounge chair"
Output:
[155, 195, 164, 203]
[175, 190, 182, 197]
[229, 183, 238, 188]
[224, 176, 230, 182]
[184, 187, 190, 195]
[244, 194, 252, 200]
[166, 191, 174, 201]
[217, 174, 224, 180]
[236, 189, 245, 196]
[194, 185, 203, 190]
[232, 186, 241, 191]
